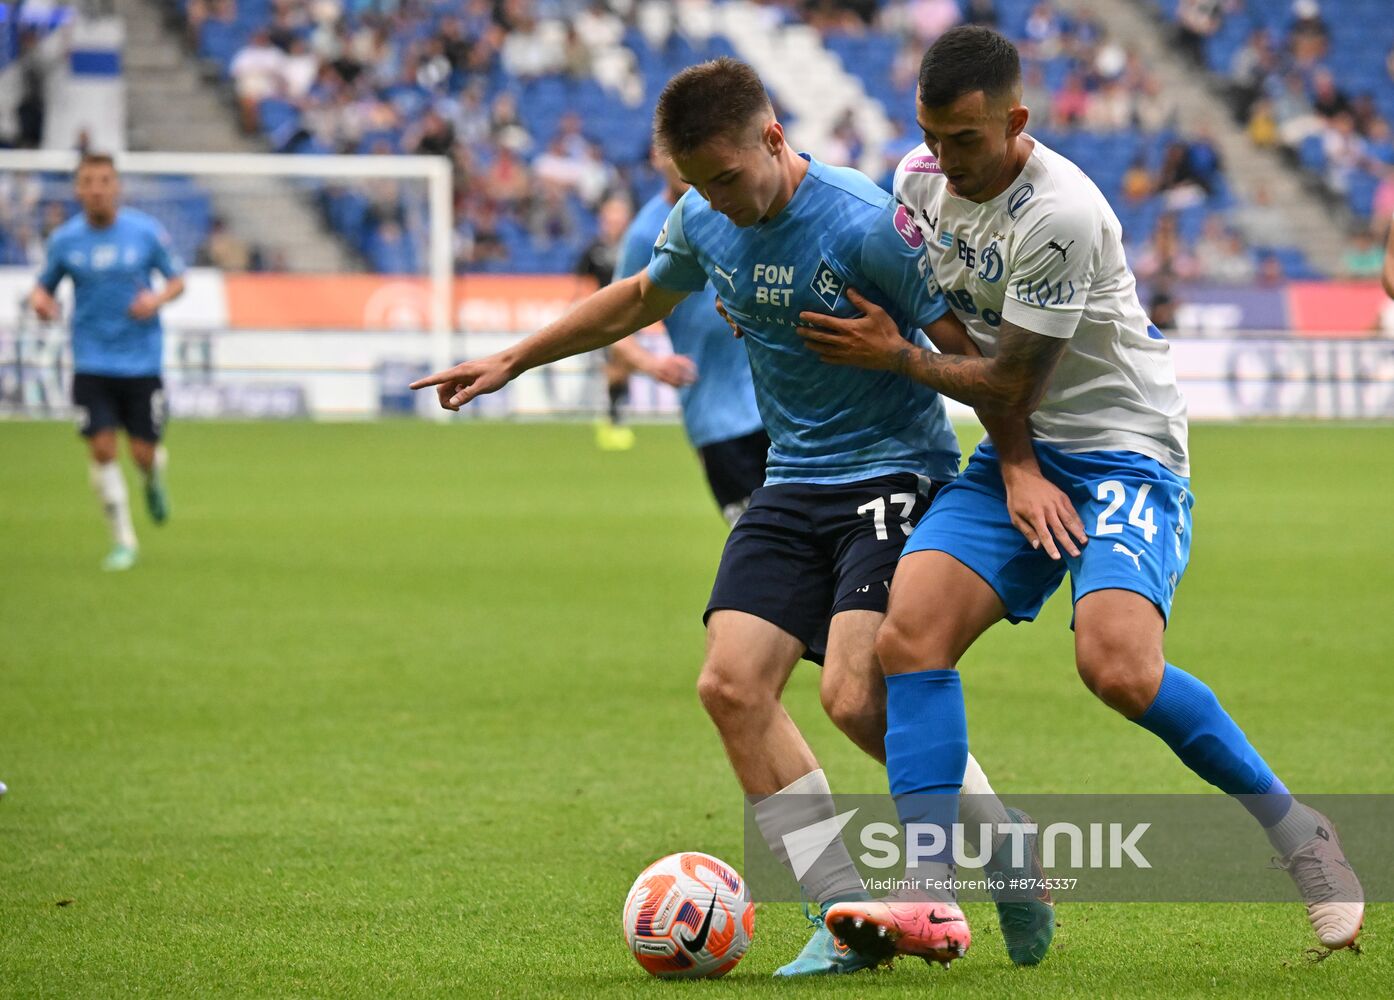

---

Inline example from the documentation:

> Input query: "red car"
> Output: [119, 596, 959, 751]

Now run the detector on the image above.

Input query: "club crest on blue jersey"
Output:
[810, 258, 845, 310]
[654, 222, 669, 249]
[1007, 182, 1034, 219]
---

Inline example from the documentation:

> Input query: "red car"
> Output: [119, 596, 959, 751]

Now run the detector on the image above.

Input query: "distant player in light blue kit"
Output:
[413, 59, 1079, 975]
[30, 154, 185, 571]
[609, 148, 767, 525]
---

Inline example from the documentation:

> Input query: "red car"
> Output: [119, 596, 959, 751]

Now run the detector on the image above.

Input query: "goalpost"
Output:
[0, 146, 686, 423]
[0, 148, 470, 421]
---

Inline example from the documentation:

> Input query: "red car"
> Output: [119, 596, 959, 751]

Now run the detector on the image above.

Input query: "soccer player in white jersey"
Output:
[801, 27, 1362, 964]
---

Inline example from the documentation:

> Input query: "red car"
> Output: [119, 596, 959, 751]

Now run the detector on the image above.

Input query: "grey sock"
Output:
[752, 769, 866, 907]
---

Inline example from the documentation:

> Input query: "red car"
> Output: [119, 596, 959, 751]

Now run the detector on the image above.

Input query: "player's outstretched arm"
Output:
[411, 272, 689, 410]
[922, 311, 1085, 559]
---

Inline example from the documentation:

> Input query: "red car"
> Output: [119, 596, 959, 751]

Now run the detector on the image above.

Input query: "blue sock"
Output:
[885, 669, 968, 873]
[1135, 663, 1292, 827]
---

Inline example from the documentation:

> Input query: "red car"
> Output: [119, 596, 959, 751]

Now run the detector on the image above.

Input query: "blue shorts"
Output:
[707, 473, 944, 664]
[903, 443, 1193, 624]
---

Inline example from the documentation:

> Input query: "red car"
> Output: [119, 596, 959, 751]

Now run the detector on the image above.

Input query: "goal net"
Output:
[0, 149, 683, 422]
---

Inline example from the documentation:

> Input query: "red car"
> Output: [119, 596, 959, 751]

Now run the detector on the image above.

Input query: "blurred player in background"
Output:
[609, 149, 768, 525]
[574, 195, 638, 451]
[812, 26, 1363, 962]
[29, 153, 184, 572]
[415, 58, 1077, 975]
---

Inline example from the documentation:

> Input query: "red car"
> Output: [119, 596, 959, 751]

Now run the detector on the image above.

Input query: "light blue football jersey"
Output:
[38, 208, 183, 377]
[647, 155, 960, 485]
[615, 191, 763, 449]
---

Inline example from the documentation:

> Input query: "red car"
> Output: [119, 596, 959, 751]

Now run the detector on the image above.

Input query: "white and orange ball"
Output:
[621, 852, 755, 979]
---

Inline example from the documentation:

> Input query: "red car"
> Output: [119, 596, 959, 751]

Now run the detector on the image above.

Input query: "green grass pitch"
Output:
[1, 420, 1391, 997]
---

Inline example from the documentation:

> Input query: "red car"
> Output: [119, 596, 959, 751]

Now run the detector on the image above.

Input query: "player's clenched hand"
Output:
[796, 288, 903, 370]
[410, 356, 512, 411]
[714, 298, 743, 338]
[1002, 470, 1088, 561]
[128, 290, 163, 320]
[648, 354, 698, 388]
[30, 287, 60, 322]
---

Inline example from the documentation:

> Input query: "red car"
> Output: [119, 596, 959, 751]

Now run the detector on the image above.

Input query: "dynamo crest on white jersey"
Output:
[894, 137, 1190, 476]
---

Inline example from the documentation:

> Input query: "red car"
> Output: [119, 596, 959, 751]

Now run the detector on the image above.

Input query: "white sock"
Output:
[89, 461, 136, 549]
[752, 768, 866, 907]
[1266, 800, 1322, 858]
[960, 753, 1013, 859]
[144, 445, 168, 484]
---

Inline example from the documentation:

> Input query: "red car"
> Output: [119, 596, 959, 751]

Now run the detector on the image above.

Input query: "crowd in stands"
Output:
[1165, 0, 1394, 259]
[2, 0, 1385, 287]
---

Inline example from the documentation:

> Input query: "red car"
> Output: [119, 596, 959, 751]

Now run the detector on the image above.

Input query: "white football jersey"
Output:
[895, 137, 1190, 476]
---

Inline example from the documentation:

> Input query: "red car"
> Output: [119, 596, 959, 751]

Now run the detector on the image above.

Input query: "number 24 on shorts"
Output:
[1093, 480, 1159, 543]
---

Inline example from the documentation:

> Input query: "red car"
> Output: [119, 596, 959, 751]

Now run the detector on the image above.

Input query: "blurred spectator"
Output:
[410, 110, 456, 157]
[1175, 0, 1225, 66]
[963, 0, 997, 27]
[15, 30, 48, 148]
[1155, 141, 1212, 209]
[1194, 216, 1257, 284]
[1134, 214, 1198, 282]
[198, 217, 253, 271]
[1122, 157, 1153, 203]
[1149, 289, 1179, 331]
[483, 146, 531, 207]
[1228, 28, 1276, 118]
[573, 195, 631, 290]
[1256, 251, 1285, 286]
[824, 109, 865, 167]
[1341, 229, 1385, 278]
[230, 30, 288, 133]
[529, 183, 581, 245]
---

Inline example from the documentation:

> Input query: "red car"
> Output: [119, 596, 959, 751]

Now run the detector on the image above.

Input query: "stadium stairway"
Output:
[118, 0, 355, 273]
[1093, 0, 1345, 272]
[689, 0, 894, 180]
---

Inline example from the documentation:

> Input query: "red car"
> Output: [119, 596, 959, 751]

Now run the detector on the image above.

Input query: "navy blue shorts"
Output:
[705, 473, 942, 664]
[72, 374, 166, 441]
[697, 428, 770, 525]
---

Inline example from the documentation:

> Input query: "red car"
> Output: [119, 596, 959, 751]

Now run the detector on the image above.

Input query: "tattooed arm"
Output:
[798, 287, 1067, 416]
[920, 308, 1085, 558]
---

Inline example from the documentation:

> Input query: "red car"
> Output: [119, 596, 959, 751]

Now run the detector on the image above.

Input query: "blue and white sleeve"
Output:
[645, 194, 709, 294]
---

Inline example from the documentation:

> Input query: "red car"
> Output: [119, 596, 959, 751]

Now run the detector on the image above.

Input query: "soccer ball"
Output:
[622, 852, 755, 979]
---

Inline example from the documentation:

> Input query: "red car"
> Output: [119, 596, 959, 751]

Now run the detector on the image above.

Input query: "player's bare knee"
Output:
[89, 439, 117, 464]
[875, 616, 953, 675]
[696, 658, 770, 725]
[819, 675, 882, 740]
[1074, 629, 1158, 717]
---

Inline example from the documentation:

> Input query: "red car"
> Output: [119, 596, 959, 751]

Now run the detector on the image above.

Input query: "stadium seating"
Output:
[1155, 0, 1394, 221]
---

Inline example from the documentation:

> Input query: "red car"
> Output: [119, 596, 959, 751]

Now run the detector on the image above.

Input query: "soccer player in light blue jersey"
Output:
[414, 59, 1080, 974]
[608, 149, 768, 525]
[31, 154, 185, 571]
[812, 27, 1363, 963]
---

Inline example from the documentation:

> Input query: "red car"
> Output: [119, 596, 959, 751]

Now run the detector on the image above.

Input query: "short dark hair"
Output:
[917, 25, 1021, 109]
[77, 152, 116, 174]
[653, 58, 773, 157]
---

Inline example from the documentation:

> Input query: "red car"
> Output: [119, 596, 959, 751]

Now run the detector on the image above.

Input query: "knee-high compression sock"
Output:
[885, 669, 968, 895]
[1134, 663, 1318, 856]
[89, 461, 136, 549]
